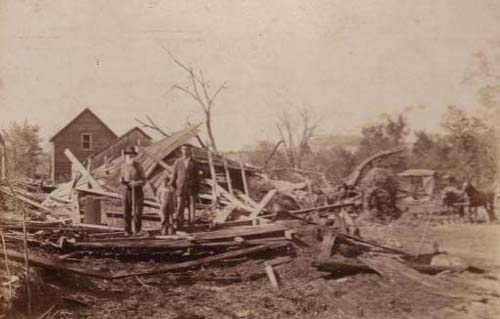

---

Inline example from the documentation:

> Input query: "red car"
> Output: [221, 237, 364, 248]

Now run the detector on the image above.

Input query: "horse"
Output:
[442, 186, 466, 219]
[463, 181, 496, 222]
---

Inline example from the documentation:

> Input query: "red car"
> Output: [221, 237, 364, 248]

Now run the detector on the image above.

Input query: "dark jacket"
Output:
[170, 157, 199, 197]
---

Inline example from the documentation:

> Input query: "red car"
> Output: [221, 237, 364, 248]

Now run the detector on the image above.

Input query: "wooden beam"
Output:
[141, 148, 172, 178]
[4, 249, 114, 279]
[64, 149, 103, 191]
[209, 181, 253, 212]
[75, 186, 160, 209]
[249, 189, 277, 219]
[213, 204, 236, 224]
[193, 224, 287, 242]
[0, 146, 6, 180]
[223, 158, 234, 196]
[264, 264, 279, 289]
[317, 230, 336, 260]
[112, 243, 287, 278]
[240, 161, 250, 205]
[234, 190, 260, 209]
[0, 186, 51, 213]
[314, 257, 470, 277]
[259, 201, 358, 219]
[207, 149, 218, 208]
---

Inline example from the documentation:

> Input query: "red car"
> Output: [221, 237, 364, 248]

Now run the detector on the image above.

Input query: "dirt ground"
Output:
[3, 212, 500, 319]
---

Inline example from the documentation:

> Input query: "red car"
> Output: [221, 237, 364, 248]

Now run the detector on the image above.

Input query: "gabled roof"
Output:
[49, 108, 118, 142]
[122, 127, 153, 141]
[89, 126, 153, 160]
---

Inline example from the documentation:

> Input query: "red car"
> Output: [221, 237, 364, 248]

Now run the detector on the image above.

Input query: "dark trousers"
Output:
[159, 198, 175, 235]
[174, 194, 195, 229]
[122, 187, 144, 234]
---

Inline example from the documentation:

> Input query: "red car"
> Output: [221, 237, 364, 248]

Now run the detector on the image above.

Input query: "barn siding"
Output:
[51, 110, 117, 183]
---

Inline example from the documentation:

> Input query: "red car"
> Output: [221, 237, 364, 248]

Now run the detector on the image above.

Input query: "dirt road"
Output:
[432, 224, 500, 267]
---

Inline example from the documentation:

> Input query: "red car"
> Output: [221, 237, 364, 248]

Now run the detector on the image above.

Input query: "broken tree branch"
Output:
[135, 116, 169, 137]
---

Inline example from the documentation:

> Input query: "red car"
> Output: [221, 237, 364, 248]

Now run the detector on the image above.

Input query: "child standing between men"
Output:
[156, 175, 175, 235]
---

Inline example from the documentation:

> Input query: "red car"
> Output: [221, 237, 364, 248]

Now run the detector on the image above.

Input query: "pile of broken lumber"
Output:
[1, 220, 297, 280]
[313, 228, 477, 276]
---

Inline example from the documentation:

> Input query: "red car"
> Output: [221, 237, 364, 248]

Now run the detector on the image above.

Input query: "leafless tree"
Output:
[135, 115, 170, 137]
[162, 47, 227, 151]
[276, 107, 319, 169]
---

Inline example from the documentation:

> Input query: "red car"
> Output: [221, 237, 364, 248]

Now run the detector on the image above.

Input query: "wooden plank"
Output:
[141, 148, 172, 178]
[249, 189, 277, 219]
[64, 149, 103, 191]
[223, 158, 234, 196]
[193, 224, 288, 242]
[75, 186, 160, 209]
[4, 249, 114, 279]
[71, 237, 288, 250]
[207, 149, 218, 207]
[211, 217, 270, 229]
[240, 161, 250, 205]
[264, 264, 279, 289]
[112, 243, 287, 278]
[211, 182, 253, 212]
[0, 186, 51, 213]
[213, 204, 236, 224]
[234, 190, 260, 209]
[317, 230, 336, 260]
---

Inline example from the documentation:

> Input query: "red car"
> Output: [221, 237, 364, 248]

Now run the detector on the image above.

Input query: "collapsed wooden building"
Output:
[43, 124, 265, 228]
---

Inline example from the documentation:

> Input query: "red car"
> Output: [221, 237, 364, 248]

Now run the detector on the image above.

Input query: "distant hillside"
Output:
[309, 133, 361, 152]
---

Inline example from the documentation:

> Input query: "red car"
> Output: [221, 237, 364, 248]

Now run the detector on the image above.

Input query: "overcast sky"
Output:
[1, 0, 500, 150]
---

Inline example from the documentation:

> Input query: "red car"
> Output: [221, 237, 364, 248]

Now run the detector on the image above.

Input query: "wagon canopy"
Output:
[398, 169, 436, 197]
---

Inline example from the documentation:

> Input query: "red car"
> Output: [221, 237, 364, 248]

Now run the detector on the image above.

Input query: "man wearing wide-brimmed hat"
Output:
[120, 146, 146, 235]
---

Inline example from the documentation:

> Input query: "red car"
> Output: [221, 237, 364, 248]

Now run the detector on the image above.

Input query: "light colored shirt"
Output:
[120, 161, 146, 185]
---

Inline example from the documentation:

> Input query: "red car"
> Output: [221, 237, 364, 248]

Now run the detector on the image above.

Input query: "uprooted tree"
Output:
[164, 49, 227, 152]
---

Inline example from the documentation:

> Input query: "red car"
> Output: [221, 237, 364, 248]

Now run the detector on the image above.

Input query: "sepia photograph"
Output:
[0, 1, 499, 318]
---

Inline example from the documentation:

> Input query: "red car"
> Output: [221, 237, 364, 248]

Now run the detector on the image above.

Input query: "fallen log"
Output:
[358, 255, 481, 300]
[4, 249, 114, 279]
[112, 242, 288, 278]
[314, 256, 470, 276]
[344, 146, 405, 187]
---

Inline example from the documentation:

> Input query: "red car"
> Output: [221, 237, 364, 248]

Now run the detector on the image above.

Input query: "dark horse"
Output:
[442, 187, 466, 218]
[463, 181, 496, 222]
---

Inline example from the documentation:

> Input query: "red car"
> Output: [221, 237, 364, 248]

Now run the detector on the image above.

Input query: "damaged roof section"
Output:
[91, 124, 258, 200]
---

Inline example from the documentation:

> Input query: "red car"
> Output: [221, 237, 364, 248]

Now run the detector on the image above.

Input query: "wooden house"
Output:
[88, 127, 153, 169]
[49, 108, 117, 183]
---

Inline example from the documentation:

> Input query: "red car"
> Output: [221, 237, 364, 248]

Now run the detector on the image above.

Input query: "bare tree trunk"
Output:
[205, 111, 218, 151]
[264, 140, 284, 168]
[162, 48, 226, 152]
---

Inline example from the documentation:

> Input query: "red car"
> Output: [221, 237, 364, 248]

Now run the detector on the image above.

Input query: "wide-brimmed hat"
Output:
[124, 146, 138, 155]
